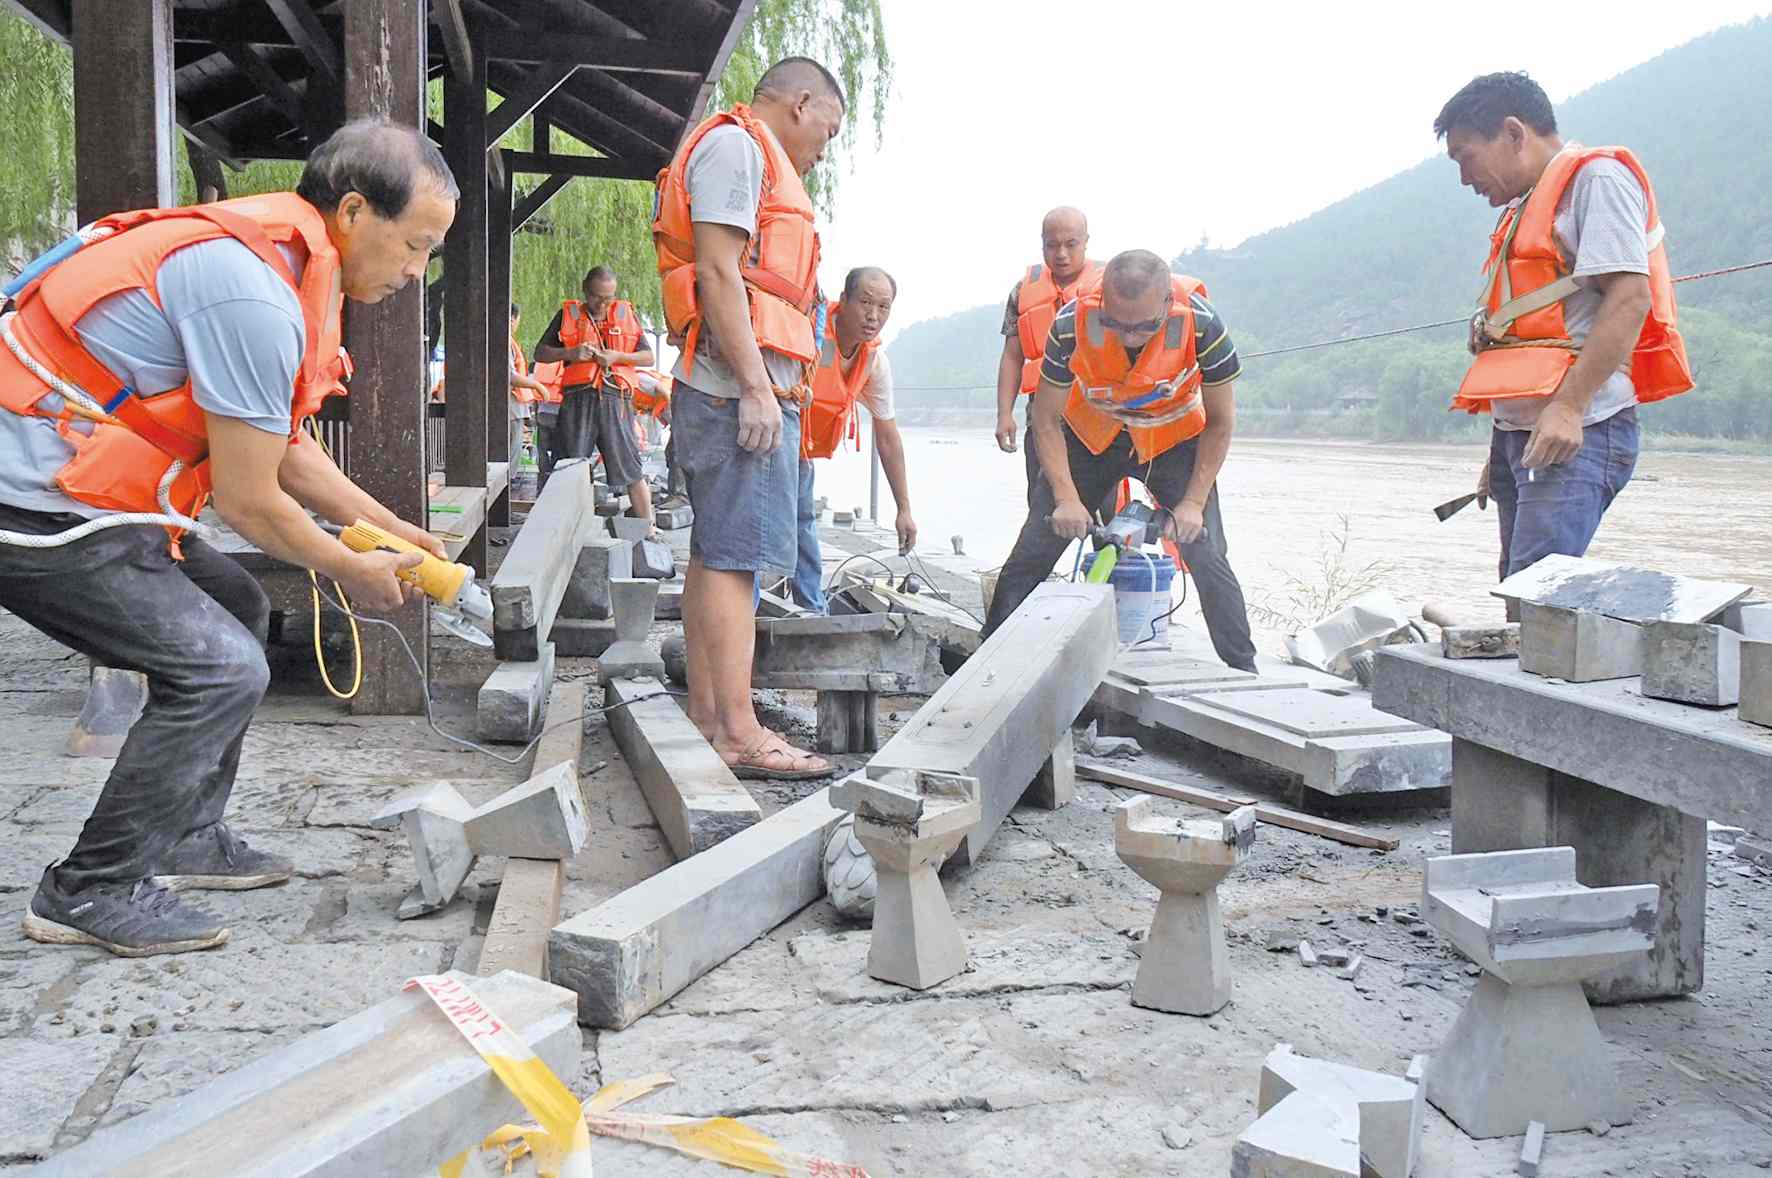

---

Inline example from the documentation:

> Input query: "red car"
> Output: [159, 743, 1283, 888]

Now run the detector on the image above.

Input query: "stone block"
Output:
[753, 613, 946, 694]
[1025, 728, 1076, 810]
[603, 676, 761, 859]
[1722, 599, 1772, 640]
[31, 970, 579, 1178]
[550, 788, 844, 1028]
[476, 642, 555, 743]
[549, 617, 615, 658]
[1441, 623, 1519, 660]
[491, 463, 596, 660]
[1234, 1043, 1424, 1178]
[816, 689, 878, 754]
[598, 579, 665, 685]
[1518, 602, 1643, 682]
[463, 762, 589, 860]
[1741, 639, 1772, 728]
[655, 581, 684, 620]
[557, 537, 631, 622]
[632, 538, 675, 580]
[869, 583, 1117, 868]
[372, 783, 477, 916]
[608, 515, 650, 542]
[1641, 621, 1741, 706]
[655, 505, 693, 531]
[1520, 1120, 1545, 1176]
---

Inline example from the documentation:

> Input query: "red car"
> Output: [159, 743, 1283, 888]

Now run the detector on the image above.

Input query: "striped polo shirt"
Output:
[1039, 291, 1241, 390]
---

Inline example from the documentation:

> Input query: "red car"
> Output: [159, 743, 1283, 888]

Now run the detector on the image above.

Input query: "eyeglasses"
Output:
[1096, 311, 1165, 336]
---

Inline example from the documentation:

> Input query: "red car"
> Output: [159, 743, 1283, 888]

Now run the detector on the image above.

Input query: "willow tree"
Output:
[0, 14, 76, 261]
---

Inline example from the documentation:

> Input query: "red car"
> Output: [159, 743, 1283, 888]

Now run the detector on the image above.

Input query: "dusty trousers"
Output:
[0, 503, 270, 890]
[983, 425, 1258, 672]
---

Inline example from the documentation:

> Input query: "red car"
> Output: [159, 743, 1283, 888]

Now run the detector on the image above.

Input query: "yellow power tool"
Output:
[338, 521, 494, 647]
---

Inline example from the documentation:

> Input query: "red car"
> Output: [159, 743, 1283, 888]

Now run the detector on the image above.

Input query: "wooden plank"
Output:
[687, 0, 758, 127]
[266, 0, 340, 85]
[1493, 554, 1751, 625]
[502, 150, 653, 180]
[1075, 762, 1400, 852]
[344, 0, 429, 715]
[72, 0, 175, 219]
[477, 858, 564, 980]
[429, 485, 488, 559]
[513, 174, 572, 228]
[477, 28, 704, 74]
[490, 463, 596, 660]
[430, 0, 473, 79]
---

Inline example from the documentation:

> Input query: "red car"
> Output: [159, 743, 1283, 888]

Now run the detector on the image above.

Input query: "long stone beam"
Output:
[604, 676, 761, 858]
[490, 462, 596, 661]
[751, 613, 946, 694]
[868, 583, 1117, 867]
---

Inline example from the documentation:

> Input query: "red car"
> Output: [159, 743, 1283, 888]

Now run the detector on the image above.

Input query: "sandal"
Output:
[727, 733, 833, 781]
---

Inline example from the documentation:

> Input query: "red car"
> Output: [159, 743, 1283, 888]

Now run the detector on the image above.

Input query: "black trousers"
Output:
[984, 426, 1258, 672]
[0, 504, 270, 889]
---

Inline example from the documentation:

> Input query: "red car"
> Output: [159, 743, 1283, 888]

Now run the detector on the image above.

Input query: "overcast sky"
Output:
[812, 1, 1772, 343]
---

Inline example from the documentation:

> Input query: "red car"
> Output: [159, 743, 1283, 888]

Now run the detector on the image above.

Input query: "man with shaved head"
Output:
[995, 207, 1102, 502]
[982, 250, 1258, 673]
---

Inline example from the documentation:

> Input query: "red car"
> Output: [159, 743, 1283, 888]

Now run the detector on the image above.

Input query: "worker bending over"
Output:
[982, 250, 1257, 673]
[0, 120, 457, 956]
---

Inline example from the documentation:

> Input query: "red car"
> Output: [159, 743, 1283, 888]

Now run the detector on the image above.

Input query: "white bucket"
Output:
[1084, 549, 1177, 647]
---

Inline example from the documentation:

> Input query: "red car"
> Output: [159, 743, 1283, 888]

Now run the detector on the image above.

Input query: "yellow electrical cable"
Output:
[302, 420, 365, 701]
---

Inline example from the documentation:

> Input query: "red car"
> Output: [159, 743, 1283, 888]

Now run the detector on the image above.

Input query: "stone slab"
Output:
[557, 537, 631, 622]
[655, 581, 684, 621]
[549, 788, 843, 1029]
[603, 676, 761, 859]
[32, 970, 578, 1178]
[608, 515, 650, 542]
[476, 858, 566, 981]
[491, 467, 596, 660]
[549, 618, 616, 658]
[632, 538, 676, 580]
[1442, 623, 1520, 660]
[1302, 729, 1452, 795]
[1374, 643, 1772, 833]
[1190, 687, 1422, 739]
[0, 1036, 117, 1161]
[1493, 554, 1752, 625]
[1722, 600, 1772, 640]
[475, 642, 555, 743]
[1641, 621, 1741, 706]
[868, 583, 1116, 868]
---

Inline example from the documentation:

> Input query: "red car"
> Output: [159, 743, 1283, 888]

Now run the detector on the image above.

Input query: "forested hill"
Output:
[889, 17, 1772, 441]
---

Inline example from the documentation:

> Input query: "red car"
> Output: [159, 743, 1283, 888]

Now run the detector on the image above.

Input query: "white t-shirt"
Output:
[669, 122, 810, 399]
[1492, 156, 1650, 431]
[836, 343, 894, 421]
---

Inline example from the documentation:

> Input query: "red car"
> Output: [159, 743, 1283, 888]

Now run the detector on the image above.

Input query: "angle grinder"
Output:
[336, 520, 493, 647]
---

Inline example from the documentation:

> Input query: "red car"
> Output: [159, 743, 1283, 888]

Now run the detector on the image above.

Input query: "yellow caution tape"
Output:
[411, 976, 872, 1178]
[406, 975, 592, 1178]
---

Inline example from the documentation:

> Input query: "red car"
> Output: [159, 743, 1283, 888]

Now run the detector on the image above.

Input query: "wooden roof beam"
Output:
[265, 0, 340, 85]
[486, 63, 580, 147]
[689, 0, 756, 127]
[513, 173, 572, 229]
[504, 151, 651, 180]
[477, 28, 704, 77]
[217, 41, 306, 129]
[431, 0, 474, 80]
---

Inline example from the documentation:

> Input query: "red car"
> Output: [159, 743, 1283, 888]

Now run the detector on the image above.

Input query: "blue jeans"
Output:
[675, 384, 801, 575]
[753, 460, 827, 613]
[1488, 406, 1639, 580]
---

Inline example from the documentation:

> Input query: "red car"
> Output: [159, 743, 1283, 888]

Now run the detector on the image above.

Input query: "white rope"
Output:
[0, 311, 209, 549]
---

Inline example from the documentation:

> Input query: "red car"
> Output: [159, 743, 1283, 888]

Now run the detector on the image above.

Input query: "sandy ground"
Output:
[0, 515, 1768, 1175]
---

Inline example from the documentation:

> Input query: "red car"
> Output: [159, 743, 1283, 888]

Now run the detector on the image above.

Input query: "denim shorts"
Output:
[1489, 406, 1640, 579]
[673, 382, 801, 575]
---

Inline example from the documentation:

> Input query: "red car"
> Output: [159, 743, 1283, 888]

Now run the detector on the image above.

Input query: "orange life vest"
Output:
[508, 330, 539, 405]
[631, 369, 673, 419]
[532, 361, 565, 406]
[1454, 145, 1692, 413]
[802, 304, 880, 460]
[1063, 273, 1209, 463]
[1016, 259, 1102, 395]
[0, 192, 348, 543]
[557, 297, 643, 394]
[652, 104, 821, 394]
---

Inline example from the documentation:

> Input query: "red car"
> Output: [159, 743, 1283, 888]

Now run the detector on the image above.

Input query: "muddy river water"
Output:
[814, 429, 1769, 653]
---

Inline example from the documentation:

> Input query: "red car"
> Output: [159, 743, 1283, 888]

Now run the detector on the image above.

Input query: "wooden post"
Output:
[488, 164, 514, 528]
[72, 0, 175, 220]
[344, 0, 430, 715]
[443, 47, 491, 572]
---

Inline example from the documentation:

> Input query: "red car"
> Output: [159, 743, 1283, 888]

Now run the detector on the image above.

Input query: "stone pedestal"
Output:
[598, 578, 664, 686]
[1114, 798, 1256, 1016]
[1422, 847, 1656, 1138]
[831, 770, 979, 990]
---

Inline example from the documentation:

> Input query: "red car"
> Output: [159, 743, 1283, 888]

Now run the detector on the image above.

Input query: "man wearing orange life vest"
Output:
[995, 208, 1102, 503]
[982, 251, 1258, 673]
[785, 266, 915, 612]
[533, 266, 656, 531]
[1437, 72, 1691, 581]
[653, 57, 843, 780]
[0, 120, 457, 957]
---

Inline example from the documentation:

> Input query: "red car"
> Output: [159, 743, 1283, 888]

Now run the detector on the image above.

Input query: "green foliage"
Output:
[890, 17, 1772, 441]
[0, 14, 76, 257]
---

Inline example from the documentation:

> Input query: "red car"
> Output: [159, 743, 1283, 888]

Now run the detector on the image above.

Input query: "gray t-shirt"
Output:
[668, 122, 809, 398]
[1493, 156, 1649, 431]
[0, 236, 305, 518]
